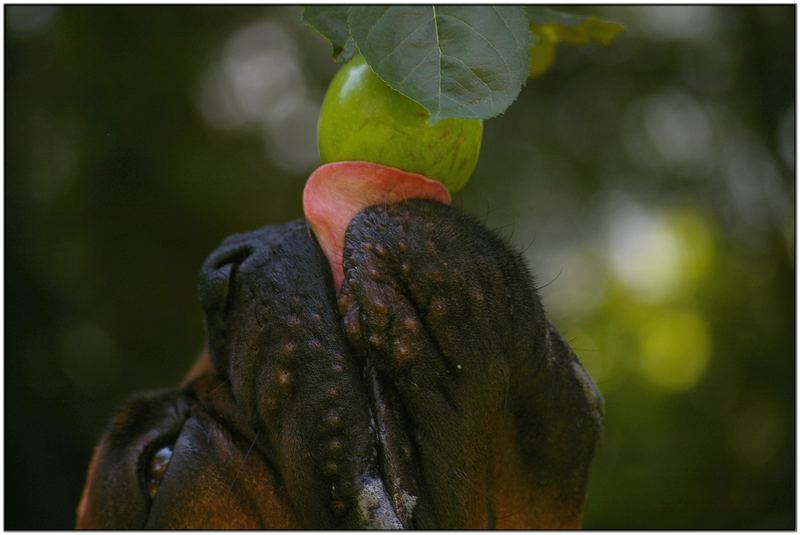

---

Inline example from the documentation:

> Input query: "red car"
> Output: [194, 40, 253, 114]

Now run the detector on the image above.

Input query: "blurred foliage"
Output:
[5, 5, 795, 529]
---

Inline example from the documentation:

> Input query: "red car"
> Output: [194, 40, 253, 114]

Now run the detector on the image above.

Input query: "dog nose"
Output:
[198, 239, 255, 378]
[198, 241, 253, 316]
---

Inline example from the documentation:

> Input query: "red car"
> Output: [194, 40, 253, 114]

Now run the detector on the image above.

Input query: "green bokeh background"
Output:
[5, 5, 795, 529]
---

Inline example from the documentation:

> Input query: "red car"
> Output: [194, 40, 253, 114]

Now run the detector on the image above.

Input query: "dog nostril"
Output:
[198, 245, 253, 314]
[211, 247, 251, 271]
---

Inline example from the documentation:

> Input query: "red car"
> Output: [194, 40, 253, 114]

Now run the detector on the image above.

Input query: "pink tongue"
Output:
[303, 161, 451, 292]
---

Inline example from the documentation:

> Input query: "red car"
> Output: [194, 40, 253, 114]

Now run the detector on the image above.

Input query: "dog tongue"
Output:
[303, 161, 451, 291]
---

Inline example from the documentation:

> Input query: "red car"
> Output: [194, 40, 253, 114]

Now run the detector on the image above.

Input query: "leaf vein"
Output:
[376, 18, 434, 72]
[440, 69, 493, 109]
[397, 49, 438, 86]
[362, 7, 391, 45]
[432, 5, 444, 117]
[437, 12, 511, 84]
[492, 7, 525, 60]
[441, 52, 496, 94]
[440, 93, 480, 118]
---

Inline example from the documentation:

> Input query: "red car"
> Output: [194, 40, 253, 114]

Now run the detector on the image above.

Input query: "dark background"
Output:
[5, 5, 795, 529]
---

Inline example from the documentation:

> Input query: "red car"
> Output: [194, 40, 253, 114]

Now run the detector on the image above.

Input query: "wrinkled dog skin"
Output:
[77, 200, 604, 529]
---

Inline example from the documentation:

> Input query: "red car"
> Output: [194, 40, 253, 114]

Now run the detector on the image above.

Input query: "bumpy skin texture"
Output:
[338, 201, 604, 528]
[77, 200, 603, 529]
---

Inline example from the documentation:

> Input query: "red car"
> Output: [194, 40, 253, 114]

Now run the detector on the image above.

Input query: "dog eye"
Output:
[145, 446, 173, 498]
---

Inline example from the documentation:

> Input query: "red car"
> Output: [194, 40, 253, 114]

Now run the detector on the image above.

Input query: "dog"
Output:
[77, 200, 603, 528]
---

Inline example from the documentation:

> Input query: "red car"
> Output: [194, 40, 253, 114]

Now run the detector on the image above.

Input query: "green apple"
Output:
[317, 54, 483, 193]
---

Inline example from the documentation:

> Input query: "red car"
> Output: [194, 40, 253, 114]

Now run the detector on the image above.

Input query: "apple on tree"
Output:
[301, 6, 623, 288]
[317, 54, 483, 194]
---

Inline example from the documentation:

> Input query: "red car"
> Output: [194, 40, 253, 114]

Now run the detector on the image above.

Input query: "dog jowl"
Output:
[77, 200, 604, 529]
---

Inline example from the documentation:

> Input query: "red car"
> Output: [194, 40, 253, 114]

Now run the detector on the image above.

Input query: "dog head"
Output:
[78, 201, 603, 529]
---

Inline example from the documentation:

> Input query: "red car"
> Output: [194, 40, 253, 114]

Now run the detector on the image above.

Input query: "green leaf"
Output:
[302, 6, 356, 61]
[526, 7, 624, 47]
[348, 6, 529, 123]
